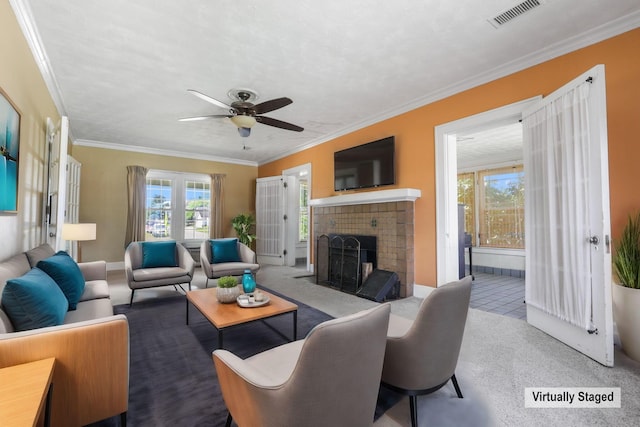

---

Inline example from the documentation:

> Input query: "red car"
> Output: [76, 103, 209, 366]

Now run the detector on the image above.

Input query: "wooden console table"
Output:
[0, 357, 55, 427]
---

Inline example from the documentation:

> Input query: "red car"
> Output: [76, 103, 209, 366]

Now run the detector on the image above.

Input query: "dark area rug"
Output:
[88, 287, 400, 427]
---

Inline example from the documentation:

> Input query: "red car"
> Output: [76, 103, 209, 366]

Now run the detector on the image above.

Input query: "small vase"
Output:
[242, 270, 256, 293]
[217, 285, 241, 304]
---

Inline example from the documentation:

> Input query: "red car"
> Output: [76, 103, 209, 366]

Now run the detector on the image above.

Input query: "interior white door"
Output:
[523, 65, 613, 366]
[282, 163, 312, 271]
[63, 156, 82, 258]
[284, 176, 297, 267]
[44, 116, 69, 251]
[256, 176, 296, 266]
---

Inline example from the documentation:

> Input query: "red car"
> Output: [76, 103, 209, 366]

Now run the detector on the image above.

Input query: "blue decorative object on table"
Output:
[242, 269, 256, 293]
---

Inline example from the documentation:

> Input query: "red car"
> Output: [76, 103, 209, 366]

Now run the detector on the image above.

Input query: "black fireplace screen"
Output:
[315, 234, 377, 294]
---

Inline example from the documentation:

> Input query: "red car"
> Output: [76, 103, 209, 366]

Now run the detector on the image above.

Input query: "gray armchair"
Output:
[381, 276, 472, 427]
[124, 241, 195, 305]
[213, 303, 391, 427]
[200, 239, 260, 287]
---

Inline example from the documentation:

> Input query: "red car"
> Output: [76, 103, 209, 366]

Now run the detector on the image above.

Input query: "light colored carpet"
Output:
[107, 265, 640, 427]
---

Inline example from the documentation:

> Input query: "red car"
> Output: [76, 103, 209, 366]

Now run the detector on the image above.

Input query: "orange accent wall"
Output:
[259, 28, 640, 286]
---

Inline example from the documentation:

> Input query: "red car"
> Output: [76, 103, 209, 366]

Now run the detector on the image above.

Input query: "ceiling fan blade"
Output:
[255, 116, 304, 132]
[186, 89, 231, 109]
[253, 97, 293, 114]
[178, 114, 230, 122]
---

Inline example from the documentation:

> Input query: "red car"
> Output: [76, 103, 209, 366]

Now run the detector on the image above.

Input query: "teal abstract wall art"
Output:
[0, 88, 20, 213]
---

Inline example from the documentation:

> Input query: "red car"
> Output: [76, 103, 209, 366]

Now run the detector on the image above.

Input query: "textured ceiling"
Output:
[457, 122, 523, 170]
[13, 0, 640, 165]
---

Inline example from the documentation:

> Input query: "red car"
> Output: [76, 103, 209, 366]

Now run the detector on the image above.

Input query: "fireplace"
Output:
[316, 234, 377, 294]
[310, 188, 420, 297]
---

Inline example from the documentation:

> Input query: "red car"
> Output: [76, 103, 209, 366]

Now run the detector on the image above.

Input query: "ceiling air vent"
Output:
[488, 0, 545, 28]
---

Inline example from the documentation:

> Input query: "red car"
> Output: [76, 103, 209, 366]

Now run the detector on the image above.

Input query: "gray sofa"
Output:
[0, 243, 129, 427]
[0, 243, 116, 334]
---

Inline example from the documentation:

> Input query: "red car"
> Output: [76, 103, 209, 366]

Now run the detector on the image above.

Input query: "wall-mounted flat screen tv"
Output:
[334, 136, 395, 191]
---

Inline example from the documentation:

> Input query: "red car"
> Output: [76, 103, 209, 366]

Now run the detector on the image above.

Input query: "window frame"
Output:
[298, 179, 309, 243]
[457, 171, 476, 246]
[146, 170, 211, 242]
[458, 163, 525, 250]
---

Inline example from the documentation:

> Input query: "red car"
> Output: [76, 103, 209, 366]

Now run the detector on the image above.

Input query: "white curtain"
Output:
[523, 81, 593, 330]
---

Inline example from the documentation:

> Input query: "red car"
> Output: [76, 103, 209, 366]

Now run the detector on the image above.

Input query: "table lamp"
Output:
[61, 223, 96, 262]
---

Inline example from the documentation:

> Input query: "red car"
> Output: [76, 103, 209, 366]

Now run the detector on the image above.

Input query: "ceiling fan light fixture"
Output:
[230, 114, 256, 128]
[237, 127, 251, 137]
[182, 89, 302, 135]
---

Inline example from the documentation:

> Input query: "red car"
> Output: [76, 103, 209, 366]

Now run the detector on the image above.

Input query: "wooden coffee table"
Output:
[186, 288, 298, 349]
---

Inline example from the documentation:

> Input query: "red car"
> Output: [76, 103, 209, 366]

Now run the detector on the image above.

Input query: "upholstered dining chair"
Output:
[213, 303, 391, 427]
[381, 276, 473, 427]
[200, 238, 260, 287]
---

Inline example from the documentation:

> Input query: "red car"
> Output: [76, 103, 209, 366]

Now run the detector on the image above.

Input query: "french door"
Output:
[255, 175, 296, 266]
[44, 116, 69, 251]
[523, 65, 614, 366]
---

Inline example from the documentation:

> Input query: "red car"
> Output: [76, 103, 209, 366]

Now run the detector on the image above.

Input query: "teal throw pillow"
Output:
[142, 241, 178, 268]
[37, 251, 85, 310]
[211, 238, 241, 263]
[1, 268, 69, 331]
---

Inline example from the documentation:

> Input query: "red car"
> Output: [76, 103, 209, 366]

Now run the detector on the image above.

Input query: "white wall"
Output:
[295, 242, 306, 259]
[465, 248, 525, 272]
[0, 217, 21, 260]
[1, 2, 59, 260]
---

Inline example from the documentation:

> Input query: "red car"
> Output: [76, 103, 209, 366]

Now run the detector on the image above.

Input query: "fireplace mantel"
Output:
[309, 188, 421, 208]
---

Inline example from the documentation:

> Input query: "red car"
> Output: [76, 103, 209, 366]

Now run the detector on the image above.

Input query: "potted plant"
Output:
[216, 275, 241, 304]
[612, 212, 640, 362]
[232, 213, 256, 247]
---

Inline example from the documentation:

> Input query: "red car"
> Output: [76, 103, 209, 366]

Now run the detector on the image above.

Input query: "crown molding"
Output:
[73, 139, 258, 167]
[260, 11, 640, 166]
[10, 0, 67, 117]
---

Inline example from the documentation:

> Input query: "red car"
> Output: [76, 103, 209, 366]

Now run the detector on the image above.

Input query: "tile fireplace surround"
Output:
[310, 189, 420, 297]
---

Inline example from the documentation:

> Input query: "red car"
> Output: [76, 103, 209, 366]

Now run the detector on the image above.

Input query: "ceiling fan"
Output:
[179, 88, 304, 137]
